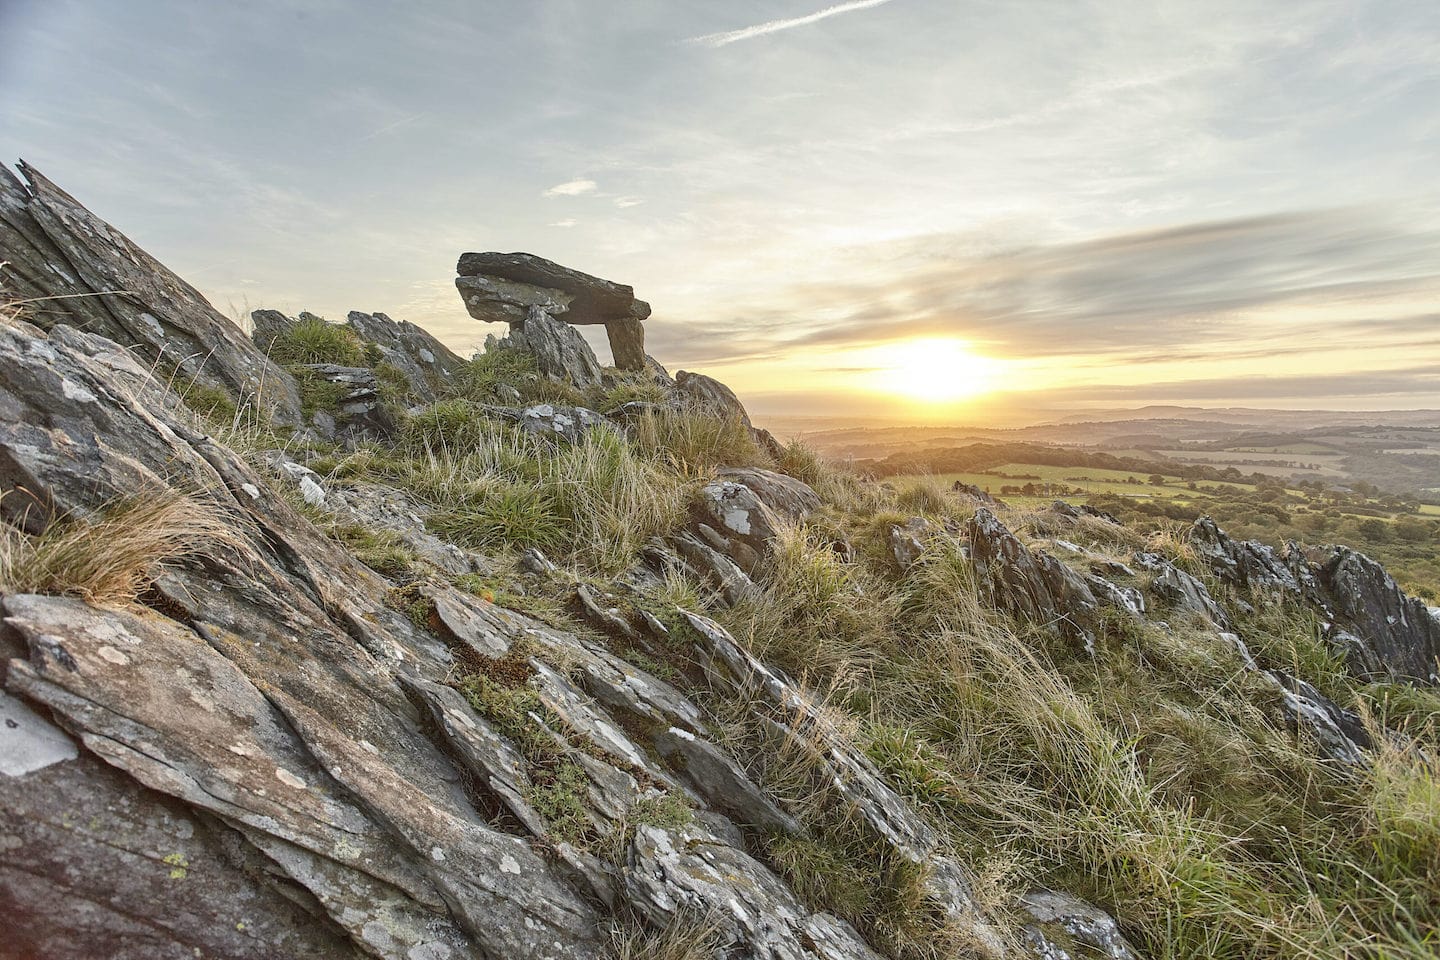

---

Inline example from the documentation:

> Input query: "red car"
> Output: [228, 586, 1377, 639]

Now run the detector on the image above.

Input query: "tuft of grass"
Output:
[449, 347, 587, 405]
[775, 438, 826, 487]
[592, 373, 669, 412]
[430, 481, 569, 553]
[172, 376, 238, 424]
[894, 475, 953, 517]
[326, 523, 417, 580]
[395, 414, 690, 572]
[449, 347, 539, 401]
[0, 490, 241, 606]
[627, 407, 764, 475]
[265, 316, 365, 366]
[606, 911, 728, 960]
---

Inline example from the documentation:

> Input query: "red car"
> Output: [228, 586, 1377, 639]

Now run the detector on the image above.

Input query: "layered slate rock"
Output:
[691, 469, 822, 577]
[1188, 518, 1440, 685]
[968, 509, 1105, 651]
[292, 362, 396, 441]
[0, 161, 301, 422]
[0, 316, 912, 959]
[0, 320, 602, 958]
[345, 310, 467, 403]
[456, 251, 650, 371]
[490, 307, 605, 387]
[1314, 546, 1440, 684]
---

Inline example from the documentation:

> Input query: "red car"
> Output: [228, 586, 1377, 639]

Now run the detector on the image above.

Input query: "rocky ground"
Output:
[2, 164, 1438, 960]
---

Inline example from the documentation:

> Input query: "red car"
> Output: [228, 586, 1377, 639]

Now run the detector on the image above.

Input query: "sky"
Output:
[2, 0, 1439, 421]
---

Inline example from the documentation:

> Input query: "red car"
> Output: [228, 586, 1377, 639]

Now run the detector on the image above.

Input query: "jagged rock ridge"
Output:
[4, 164, 1438, 960]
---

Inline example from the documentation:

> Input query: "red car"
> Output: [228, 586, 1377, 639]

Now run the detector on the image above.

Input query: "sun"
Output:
[869, 338, 997, 402]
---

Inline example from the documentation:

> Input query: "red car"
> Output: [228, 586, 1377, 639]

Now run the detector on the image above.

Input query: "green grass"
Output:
[389, 408, 693, 572]
[265, 316, 365, 366]
[681, 453, 1440, 960]
[196, 363, 1439, 960]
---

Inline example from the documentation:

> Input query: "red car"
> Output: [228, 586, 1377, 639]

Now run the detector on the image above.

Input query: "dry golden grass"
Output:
[0, 489, 242, 605]
[605, 911, 728, 960]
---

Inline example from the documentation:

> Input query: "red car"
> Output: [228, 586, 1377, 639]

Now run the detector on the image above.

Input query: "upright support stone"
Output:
[605, 318, 646, 371]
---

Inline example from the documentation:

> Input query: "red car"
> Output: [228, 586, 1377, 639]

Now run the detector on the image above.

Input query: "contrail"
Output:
[687, 0, 900, 48]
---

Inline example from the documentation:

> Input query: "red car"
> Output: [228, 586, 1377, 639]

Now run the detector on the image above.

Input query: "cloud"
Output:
[687, 0, 901, 48]
[1055, 365, 1440, 404]
[549, 218, 577, 228]
[690, 209, 1440, 362]
[543, 178, 597, 197]
[614, 196, 644, 208]
[357, 111, 426, 142]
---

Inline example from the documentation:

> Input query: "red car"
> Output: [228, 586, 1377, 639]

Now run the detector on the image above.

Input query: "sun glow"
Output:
[868, 338, 998, 402]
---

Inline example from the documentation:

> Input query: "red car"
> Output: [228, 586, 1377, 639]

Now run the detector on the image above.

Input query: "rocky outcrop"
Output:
[1314, 547, 1440, 684]
[0, 161, 301, 422]
[493, 306, 604, 387]
[0, 315, 907, 960]
[690, 469, 820, 577]
[293, 362, 396, 441]
[345, 310, 467, 403]
[717, 466, 822, 520]
[456, 251, 650, 371]
[676, 369, 753, 425]
[968, 509, 1106, 651]
[1132, 551, 1233, 630]
[1188, 518, 1440, 685]
[675, 370, 786, 458]
[1189, 517, 1312, 597]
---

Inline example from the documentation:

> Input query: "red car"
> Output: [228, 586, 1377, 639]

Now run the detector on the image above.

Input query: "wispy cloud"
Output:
[543, 178, 597, 197]
[549, 218, 577, 228]
[357, 111, 426, 142]
[687, 0, 900, 48]
[614, 196, 644, 208]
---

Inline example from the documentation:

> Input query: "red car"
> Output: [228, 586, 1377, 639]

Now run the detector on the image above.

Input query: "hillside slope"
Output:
[2, 166, 1437, 960]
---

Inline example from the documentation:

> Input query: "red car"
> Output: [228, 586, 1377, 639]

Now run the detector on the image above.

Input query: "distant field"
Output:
[1231, 442, 1340, 455]
[901, 464, 1258, 502]
[1152, 448, 1347, 477]
[897, 463, 1440, 519]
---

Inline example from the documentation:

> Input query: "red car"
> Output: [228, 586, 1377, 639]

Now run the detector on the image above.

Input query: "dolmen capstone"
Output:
[456, 252, 650, 372]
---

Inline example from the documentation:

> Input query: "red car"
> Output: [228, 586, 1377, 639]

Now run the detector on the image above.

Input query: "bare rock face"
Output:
[0, 161, 301, 422]
[692, 469, 822, 577]
[1189, 518, 1440, 685]
[676, 368, 753, 425]
[717, 466, 822, 520]
[968, 509, 1104, 651]
[496, 306, 604, 387]
[1314, 546, 1440, 685]
[345, 310, 467, 403]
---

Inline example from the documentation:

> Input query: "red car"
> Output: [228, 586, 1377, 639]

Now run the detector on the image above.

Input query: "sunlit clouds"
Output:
[542, 178, 598, 197]
[2, 0, 1438, 417]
